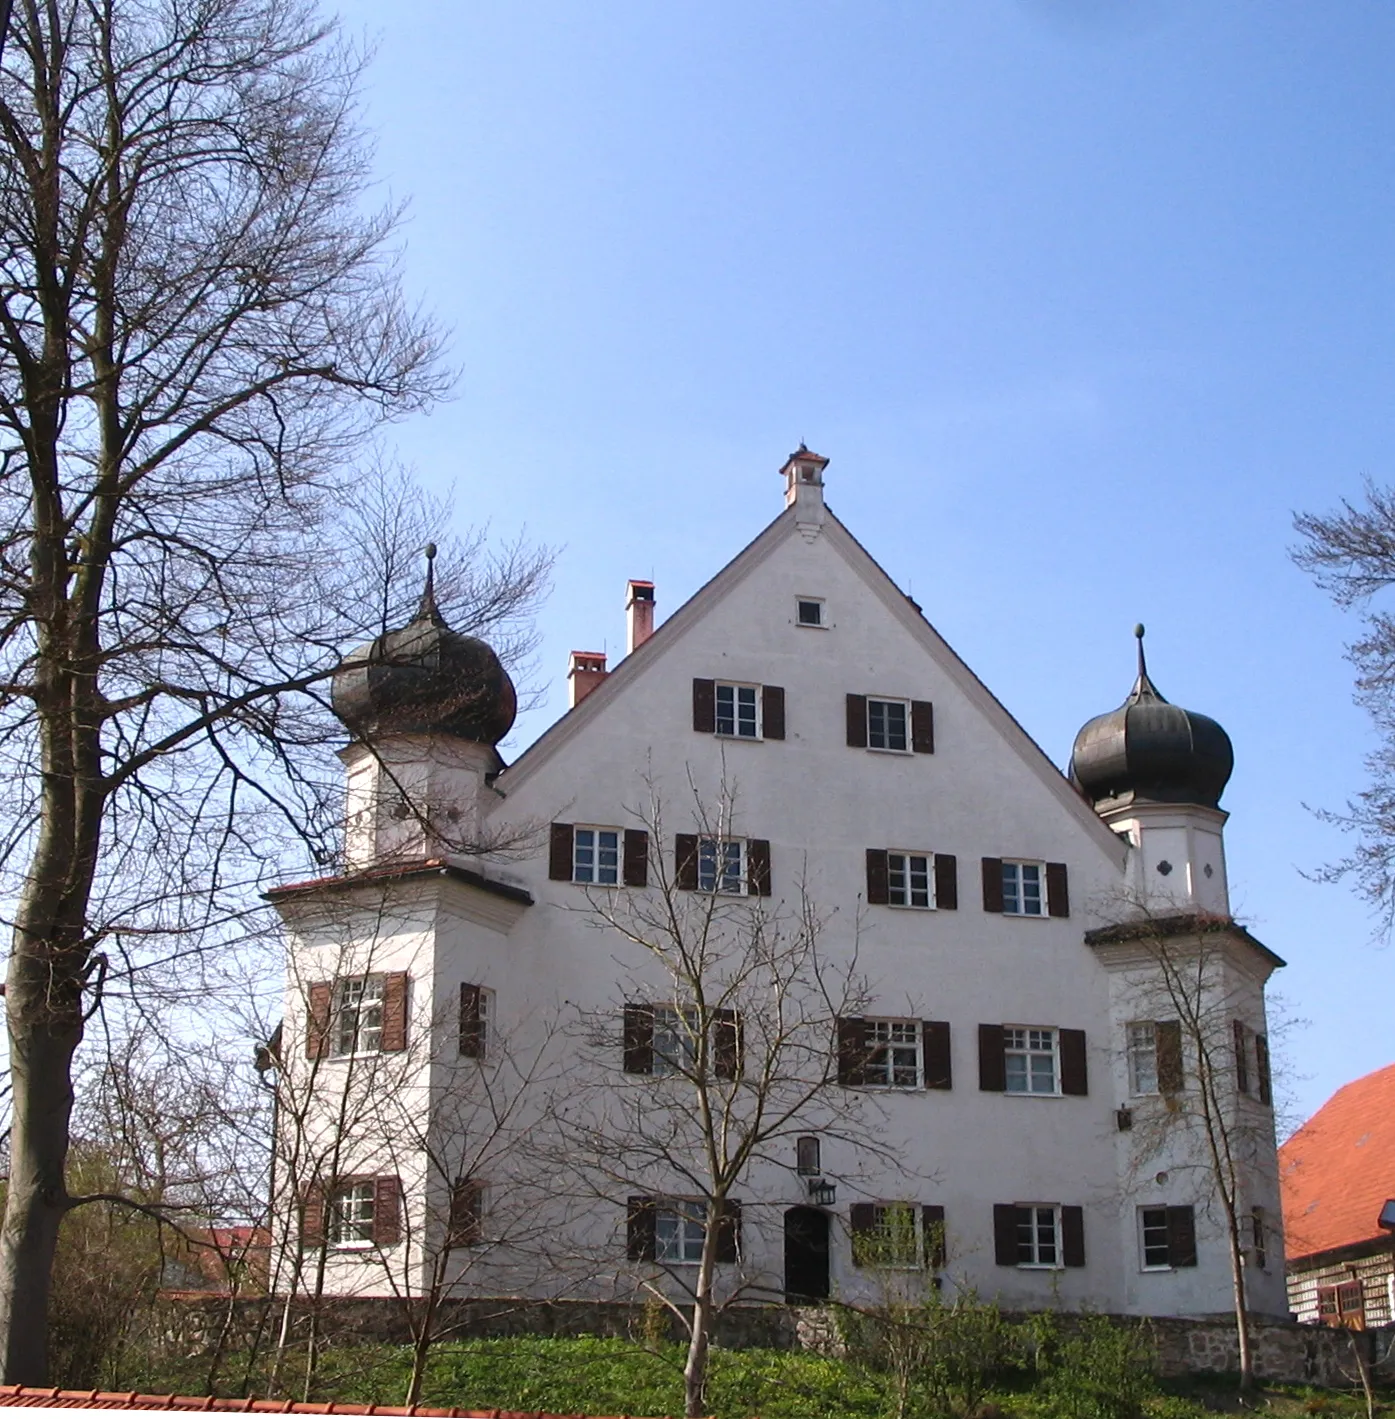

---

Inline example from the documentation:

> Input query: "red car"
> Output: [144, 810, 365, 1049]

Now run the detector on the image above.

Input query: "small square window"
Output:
[697, 837, 746, 894]
[651, 1005, 698, 1077]
[797, 598, 824, 627]
[867, 698, 909, 752]
[866, 1019, 922, 1089]
[887, 852, 932, 908]
[574, 827, 620, 885]
[1139, 1206, 1171, 1269]
[1002, 861, 1044, 916]
[654, 1200, 707, 1264]
[1016, 1204, 1060, 1267]
[796, 1136, 821, 1175]
[715, 683, 760, 739]
[1004, 1027, 1059, 1094]
[328, 1180, 376, 1248]
[333, 976, 384, 1057]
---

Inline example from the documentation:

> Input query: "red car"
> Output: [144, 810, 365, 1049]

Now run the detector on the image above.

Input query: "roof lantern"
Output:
[331, 544, 517, 746]
[1069, 625, 1233, 811]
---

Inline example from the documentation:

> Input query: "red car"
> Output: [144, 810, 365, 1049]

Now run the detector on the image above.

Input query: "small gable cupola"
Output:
[1069, 625, 1233, 813]
[781, 443, 829, 536]
[332, 544, 517, 747]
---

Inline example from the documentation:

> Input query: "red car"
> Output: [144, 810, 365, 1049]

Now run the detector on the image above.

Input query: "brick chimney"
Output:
[568, 651, 608, 708]
[626, 580, 655, 654]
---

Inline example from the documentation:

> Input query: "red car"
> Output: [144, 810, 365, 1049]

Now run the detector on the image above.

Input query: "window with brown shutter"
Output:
[380, 972, 408, 1052]
[623, 1004, 655, 1075]
[848, 1202, 877, 1267]
[837, 1017, 869, 1085]
[1233, 1020, 1251, 1094]
[978, 1024, 1007, 1091]
[627, 1196, 656, 1261]
[692, 678, 716, 733]
[1166, 1205, 1197, 1267]
[762, 685, 786, 740]
[300, 1183, 326, 1248]
[747, 839, 772, 897]
[981, 858, 1004, 913]
[622, 828, 649, 888]
[459, 983, 485, 1060]
[675, 834, 699, 891]
[548, 822, 574, 881]
[846, 694, 868, 748]
[992, 1204, 1021, 1266]
[449, 1178, 485, 1247]
[1156, 1020, 1183, 1095]
[1059, 1029, 1088, 1096]
[922, 1020, 952, 1091]
[934, 854, 958, 910]
[911, 700, 935, 754]
[1061, 1205, 1085, 1267]
[373, 1176, 402, 1246]
[306, 981, 331, 1060]
[714, 1199, 742, 1263]
[922, 1204, 947, 1270]
[1046, 862, 1070, 917]
[713, 1009, 742, 1080]
[1255, 1033, 1272, 1105]
[865, 849, 890, 905]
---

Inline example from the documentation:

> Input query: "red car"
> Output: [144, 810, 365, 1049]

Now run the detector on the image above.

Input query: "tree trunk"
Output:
[1225, 1212, 1253, 1390]
[683, 1225, 718, 1419]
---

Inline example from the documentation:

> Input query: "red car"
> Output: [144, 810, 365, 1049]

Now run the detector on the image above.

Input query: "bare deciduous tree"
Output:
[0, 0, 548, 1381]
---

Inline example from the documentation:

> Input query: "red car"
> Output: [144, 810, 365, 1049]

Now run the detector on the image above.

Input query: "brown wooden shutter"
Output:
[300, 1183, 325, 1248]
[449, 1178, 484, 1247]
[747, 839, 772, 897]
[1233, 1020, 1250, 1094]
[993, 1204, 1021, 1266]
[692, 678, 716, 733]
[865, 849, 890, 905]
[837, 1017, 868, 1086]
[978, 1024, 1006, 1092]
[933, 854, 957, 910]
[675, 834, 699, 891]
[381, 972, 408, 1053]
[306, 982, 332, 1060]
[846, 694, 868, 748]
[373, 1176, 402, 1246]
[623, 1004, 654, 1075]
[922, 1021, 952, 1091]
[713, 1009, 741, 1080]
[911, 700, 935, 754]
[627, 1196, 656, 1261]
[1156, 1020, 1183, 1094]
[1059, 1028, 1088, 1096]
[981, 858, 1004, 913]
[714, 1199, 741, 1263]
[459, 983, 483, 1059]
[622, 828, 649, 888]
[1061, 1205, 1085, 1267]
[922, 1204, 946, 1270]
[548, 822, 574, 881]
[849, 1202, 877, 1267]
[1046, 862, 1070, 918]
[1255, 1033, 1272, 1105]
[762, 685, 786, 741]
[1166, 1205, 1197, 1268]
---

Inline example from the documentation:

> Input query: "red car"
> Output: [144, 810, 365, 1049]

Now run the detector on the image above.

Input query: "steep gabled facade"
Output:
[271, 450, 1287, 1319]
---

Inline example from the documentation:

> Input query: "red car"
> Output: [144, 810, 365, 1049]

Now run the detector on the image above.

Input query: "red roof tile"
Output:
[0, 1388, 672, 1417]
[1279, 1060, 1395, 1262]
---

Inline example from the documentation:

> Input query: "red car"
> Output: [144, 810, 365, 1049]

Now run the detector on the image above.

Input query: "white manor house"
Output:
[271, 448, 1287, 1320]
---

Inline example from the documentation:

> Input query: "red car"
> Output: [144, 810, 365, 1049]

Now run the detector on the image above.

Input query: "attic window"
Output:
[797, 598, 824, 627]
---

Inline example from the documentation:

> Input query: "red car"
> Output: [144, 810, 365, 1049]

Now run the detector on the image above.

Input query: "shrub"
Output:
[1030, 1313, 1158, 1419]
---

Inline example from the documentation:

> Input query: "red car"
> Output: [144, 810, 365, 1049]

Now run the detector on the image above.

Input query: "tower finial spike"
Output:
[1134, 622, 1146, 679]
[416, 541, 444, 624]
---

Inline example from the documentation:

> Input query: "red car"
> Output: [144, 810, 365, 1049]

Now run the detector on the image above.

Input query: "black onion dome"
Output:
[1069, 626, 1233, 811]
[332, 549, 517, 746]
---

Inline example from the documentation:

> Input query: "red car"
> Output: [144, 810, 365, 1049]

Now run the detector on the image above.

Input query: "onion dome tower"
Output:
[1070, 627, 1233, 915]
[332, 546, 515, 868]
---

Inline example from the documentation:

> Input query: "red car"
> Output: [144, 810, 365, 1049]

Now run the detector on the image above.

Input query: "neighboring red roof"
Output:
[1279, 1061, 1395, 1262]
[0, 1389, 666, 1417]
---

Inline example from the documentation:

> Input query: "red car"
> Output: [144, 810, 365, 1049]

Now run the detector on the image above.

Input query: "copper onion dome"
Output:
[332, 545, 517, 746]
[1069, 626, 1233, 811]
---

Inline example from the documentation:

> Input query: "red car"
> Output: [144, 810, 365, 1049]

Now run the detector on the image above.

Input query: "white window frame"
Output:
[868, 1202, 921, 1268]
[697, 836, 746, 894]
[866, 696, 911, 753]
[1128, 1022, 1159, 1096]
[469, 986, 493, 1062]
[333, 975, 384, 1058]
[572, 825, 621, 885]
[865, 1018, 923, 1089]
[796, 597, 826, 628]
[1016, 1203, 1062, 1269]
[1001, 860, 1046, 916]
[651, 1005, 699, 1077]
[328, 1179, 376, 1249]
[1004, 1026, 1060, 1096]
[654, 1199, 707, 1265]
[1138, 1205, 1172, 1271]
[714, 682, 761, 739]
[887, 851, 933, 909]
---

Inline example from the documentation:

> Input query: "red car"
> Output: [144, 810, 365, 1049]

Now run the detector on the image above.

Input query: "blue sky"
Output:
[330, 0, 1394, 1129]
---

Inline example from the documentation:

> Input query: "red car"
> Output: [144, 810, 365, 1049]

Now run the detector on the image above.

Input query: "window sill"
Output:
[713, 733, 765, 744]
[864, 746, 913, 756]
[1003, 1090, 1064, 1099]
[1140, 1265, 1174, 1274]
[1017, 1263, 1064, 1271]
[886, 903, 936, 912]
[999, 912, 1049, 921]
